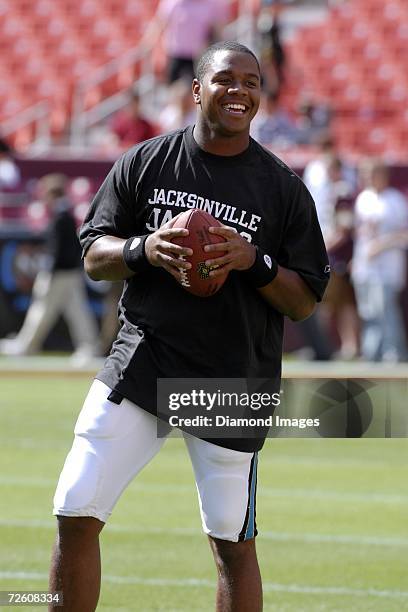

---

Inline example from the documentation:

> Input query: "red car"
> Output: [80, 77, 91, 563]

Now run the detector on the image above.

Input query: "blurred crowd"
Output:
[93, 0, 332, 154]
[300, 144, 408, 363]
[0, 0, 407, 363]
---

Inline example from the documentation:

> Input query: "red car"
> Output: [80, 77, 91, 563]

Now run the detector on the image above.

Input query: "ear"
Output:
[192, 79, 201, 105]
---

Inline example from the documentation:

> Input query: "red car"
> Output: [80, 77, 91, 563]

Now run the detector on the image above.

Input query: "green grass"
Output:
[0, 376, 407, 611]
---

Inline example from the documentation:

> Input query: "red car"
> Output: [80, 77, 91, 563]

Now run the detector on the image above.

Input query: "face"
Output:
[371, 167, 389, 192]
[193, 50, 261, 137]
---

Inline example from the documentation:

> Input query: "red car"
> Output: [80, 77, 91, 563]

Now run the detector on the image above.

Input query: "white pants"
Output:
[53, 380, 258, 542]
[11, 269, 98, 354]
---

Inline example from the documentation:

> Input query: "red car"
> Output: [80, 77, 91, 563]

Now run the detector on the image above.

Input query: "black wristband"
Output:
[123, 235, 151, 273]
[244, 247, 278, 288]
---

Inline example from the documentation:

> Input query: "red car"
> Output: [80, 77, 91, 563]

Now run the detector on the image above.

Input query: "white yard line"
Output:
[0, 571, 407, 600]
[0, 518, 406, 548]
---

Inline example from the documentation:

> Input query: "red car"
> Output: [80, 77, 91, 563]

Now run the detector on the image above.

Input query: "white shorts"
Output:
[53, 380, 258, 542]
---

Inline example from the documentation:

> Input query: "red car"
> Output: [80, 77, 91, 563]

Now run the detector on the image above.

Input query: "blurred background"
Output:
[0, 0, 407, 364]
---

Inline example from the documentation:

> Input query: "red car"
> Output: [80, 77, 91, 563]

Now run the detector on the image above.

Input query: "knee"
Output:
[56, 516, 104, 542]
[209, 537, 256, 570]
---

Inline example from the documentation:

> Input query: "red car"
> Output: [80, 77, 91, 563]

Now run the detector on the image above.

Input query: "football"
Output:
[171, 209, 228, 297]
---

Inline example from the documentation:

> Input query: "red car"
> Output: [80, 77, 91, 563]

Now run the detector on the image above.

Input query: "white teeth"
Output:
[223, 103, 246, 112]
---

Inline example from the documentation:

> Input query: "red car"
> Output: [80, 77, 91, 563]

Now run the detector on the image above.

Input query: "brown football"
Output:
[171, 209, 228, 297]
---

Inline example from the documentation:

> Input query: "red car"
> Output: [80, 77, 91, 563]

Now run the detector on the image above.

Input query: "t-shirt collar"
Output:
[184, 125, 254, 165]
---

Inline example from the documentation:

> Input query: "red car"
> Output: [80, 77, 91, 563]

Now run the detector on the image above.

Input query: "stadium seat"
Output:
[2, 0, 405, 158]
[284, 0, 408, 158]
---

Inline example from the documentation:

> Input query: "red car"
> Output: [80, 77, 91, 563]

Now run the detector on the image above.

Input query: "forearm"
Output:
[84, 236, 134, 281]
[257, 266, 317, 321]
[83, 223, 192, 283]
[369, 230, 408, 254]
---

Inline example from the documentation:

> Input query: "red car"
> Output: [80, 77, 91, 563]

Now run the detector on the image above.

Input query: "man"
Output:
[0, 174, 98, 363]
[351, 160, 408, 362]
[49, 42, 329, 611]
[250, 89, 300, 147]
[110, 88, 156, 150]
[146, 0, 229, 83]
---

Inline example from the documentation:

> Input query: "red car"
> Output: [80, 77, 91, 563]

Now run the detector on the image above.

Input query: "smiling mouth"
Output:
[221, 103, 248, 115]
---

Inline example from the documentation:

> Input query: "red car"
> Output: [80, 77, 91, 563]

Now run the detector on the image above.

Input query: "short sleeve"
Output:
[277, 178, 330, 301]
[79, 153, 140, 257]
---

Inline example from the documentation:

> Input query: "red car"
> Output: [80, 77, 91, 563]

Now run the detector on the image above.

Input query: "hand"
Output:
[145, 215, 193, 282]
[203, 226, 256, 277]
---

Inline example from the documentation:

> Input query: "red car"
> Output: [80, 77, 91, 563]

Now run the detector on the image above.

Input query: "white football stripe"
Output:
[0, 571, 406, 600]
[0, 518, 406, 548]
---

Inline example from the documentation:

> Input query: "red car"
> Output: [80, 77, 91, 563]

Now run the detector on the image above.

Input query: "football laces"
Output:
[177, 254, 191, 287]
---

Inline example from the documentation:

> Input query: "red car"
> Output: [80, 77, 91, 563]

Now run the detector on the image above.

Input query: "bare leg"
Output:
[337, 303, 360, 358]
[209, 537, 262, 612]
[49, 516, 104, 612]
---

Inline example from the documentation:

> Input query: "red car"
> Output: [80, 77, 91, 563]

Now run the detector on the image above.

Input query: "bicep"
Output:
[80, 156, 138, 255]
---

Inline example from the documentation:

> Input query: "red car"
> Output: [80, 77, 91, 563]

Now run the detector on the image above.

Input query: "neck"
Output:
[193, 118, 250, 157]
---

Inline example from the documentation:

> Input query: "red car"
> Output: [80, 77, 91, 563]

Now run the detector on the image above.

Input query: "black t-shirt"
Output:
[48, 198, 82, 271]
[80, 126, 329, 452]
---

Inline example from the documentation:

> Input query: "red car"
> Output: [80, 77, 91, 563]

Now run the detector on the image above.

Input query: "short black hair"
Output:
[195, 41, 260, 82]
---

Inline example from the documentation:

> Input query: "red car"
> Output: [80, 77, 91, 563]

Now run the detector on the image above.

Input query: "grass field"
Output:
[0, 374, 407, 611]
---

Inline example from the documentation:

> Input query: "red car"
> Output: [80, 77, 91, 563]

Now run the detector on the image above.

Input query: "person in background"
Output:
[257, 0, 288, 93]
[109, 89, 157, 150]
[158, 78, 196, 132]
[0, 138, 21, 191]
[299, 147, 358, 360]
[250, 89, 299, 147]
[319, 156, 360, 359]
[351, 160, 408, 362]
[297, 97, 333, 145]
[303, 133, 356, 212]
[145, 0, 229, 83]
[0, 174, 99, 364]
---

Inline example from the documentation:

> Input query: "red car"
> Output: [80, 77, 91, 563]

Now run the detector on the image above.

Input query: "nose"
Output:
[227, 80, 248, 95]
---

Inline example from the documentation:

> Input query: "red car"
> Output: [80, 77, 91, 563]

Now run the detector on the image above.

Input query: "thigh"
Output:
[53, 380, 167, 522]
[185, 435, 258, 543]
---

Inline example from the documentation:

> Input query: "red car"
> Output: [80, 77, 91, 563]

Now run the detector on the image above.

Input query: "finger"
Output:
[156, 252, 191, 270]
[205, 254, 233, 269]
[160, 262, 185, 282]
[158, 240, 193, 257]
[159, 227, 189, 238]
[204, 241, 231, 253]
[209, 262, 233, 277]
[209, 226, 238, 237]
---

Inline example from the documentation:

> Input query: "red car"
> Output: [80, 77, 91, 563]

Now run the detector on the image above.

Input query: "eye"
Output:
[246, 80, 258, 88]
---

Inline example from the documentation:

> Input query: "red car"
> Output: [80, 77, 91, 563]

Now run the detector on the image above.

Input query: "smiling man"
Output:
[48, 42, 329, 612]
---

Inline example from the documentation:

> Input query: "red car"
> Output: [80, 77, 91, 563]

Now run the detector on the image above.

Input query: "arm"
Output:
[84, 236, 132, 281]
[84, 219, 193, 282]
[366, 230, 408, 258]
[204, 227, 317, 321]
[257, 267, 317, 321]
